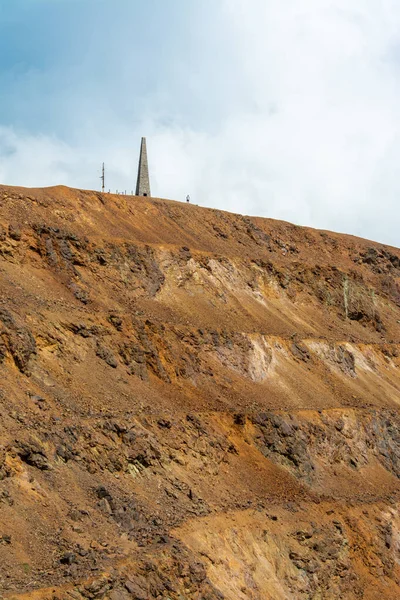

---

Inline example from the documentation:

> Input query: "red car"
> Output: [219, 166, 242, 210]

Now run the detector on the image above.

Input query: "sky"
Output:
[0, 0, 400, 246]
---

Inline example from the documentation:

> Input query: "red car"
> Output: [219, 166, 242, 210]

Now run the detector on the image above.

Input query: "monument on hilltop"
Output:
[135, 137, 151, 197]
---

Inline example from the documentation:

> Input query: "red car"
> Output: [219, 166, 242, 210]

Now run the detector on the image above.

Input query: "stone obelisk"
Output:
[135, 137, 151, 197]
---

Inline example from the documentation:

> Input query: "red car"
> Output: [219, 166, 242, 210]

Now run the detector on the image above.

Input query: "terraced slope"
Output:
[0, 185, 400, 599]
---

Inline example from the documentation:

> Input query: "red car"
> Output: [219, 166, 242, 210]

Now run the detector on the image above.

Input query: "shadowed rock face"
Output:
[0, 185, 400, 599]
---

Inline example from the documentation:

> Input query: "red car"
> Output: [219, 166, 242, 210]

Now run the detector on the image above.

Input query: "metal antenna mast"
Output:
[100, 163, 105, 193]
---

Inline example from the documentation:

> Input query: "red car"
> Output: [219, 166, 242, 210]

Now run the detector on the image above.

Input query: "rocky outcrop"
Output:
[0, 309, 36, 373]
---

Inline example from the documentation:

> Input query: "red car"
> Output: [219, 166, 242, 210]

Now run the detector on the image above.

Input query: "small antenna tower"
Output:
[100, 163, 105, 193]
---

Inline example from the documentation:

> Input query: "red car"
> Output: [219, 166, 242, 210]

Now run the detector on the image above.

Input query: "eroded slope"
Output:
[0, 185, 400, 599]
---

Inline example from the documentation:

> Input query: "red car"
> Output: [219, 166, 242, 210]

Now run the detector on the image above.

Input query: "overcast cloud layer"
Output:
[0, 0, 399, 246]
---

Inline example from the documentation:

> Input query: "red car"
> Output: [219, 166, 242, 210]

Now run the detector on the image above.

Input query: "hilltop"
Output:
[0, 184, 400, 599]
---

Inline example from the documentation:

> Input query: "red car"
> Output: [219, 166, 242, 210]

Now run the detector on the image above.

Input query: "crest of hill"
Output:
[1, 182, 399, 261]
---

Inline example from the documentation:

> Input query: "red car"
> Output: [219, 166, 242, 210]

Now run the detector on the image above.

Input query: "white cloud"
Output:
[1, 1, 400, 246]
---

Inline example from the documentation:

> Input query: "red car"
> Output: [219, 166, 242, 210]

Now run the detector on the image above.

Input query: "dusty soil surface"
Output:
[0, 185, 400, 599]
